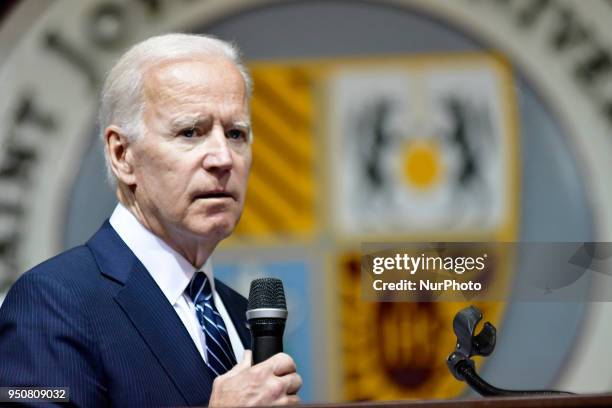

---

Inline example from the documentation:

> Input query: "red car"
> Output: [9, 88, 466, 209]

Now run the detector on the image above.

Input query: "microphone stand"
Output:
[447, 306, 574, 397]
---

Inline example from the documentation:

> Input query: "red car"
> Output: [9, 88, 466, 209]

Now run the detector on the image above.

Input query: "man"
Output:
[0, 33, 301, 407]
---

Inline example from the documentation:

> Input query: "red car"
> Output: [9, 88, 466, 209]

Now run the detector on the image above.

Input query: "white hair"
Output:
[98, 33, 253, 185]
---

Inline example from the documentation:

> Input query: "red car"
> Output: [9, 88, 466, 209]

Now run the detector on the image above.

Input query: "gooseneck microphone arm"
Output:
[447, 306, 574, 397]
[452, 360, 572, 397]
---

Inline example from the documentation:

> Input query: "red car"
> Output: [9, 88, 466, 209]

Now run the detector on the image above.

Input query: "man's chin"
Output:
[188, 219, 237, 241]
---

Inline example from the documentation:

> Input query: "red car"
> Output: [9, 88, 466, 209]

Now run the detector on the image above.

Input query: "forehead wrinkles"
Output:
[142, 57, 248, 125]
[144, 57, 245, 102]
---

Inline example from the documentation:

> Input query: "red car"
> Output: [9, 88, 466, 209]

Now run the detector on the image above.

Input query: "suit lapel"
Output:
[215, 279, 251, 349]
[88, 222, 214, 405]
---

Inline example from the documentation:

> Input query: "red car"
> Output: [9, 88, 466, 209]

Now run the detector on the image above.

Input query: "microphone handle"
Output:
[252, 335, 284, 364]
[249, 318, 285, 364]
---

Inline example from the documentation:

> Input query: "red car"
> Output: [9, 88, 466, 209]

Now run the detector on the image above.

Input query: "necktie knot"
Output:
[188, 271, 212, 304]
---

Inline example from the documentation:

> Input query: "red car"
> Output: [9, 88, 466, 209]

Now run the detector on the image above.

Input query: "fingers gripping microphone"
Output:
[246, 278, 288, 365]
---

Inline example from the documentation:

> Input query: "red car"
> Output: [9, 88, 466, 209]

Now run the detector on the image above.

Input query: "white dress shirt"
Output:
[109, 203, 245, 365]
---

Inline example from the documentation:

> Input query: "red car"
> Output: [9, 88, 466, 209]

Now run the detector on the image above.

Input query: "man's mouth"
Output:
[194, 191, 235, 201]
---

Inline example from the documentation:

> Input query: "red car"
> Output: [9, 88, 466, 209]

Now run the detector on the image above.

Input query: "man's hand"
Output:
[208, 350, 302, 406]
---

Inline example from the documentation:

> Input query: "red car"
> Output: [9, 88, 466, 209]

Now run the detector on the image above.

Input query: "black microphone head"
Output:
[247, 277, 287, 311]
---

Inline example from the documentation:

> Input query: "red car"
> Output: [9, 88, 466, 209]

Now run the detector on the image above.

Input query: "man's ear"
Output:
[104, 125, 137, 185]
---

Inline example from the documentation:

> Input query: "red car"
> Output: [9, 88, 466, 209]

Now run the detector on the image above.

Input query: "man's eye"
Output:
[179, 128, 198, 138]
[181, 128, 195, 138]
[226, 129, 246, 140]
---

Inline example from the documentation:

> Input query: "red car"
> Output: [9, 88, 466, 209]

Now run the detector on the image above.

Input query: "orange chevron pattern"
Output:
[233, 65, 316, 238]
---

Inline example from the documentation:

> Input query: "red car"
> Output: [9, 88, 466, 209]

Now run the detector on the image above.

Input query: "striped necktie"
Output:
[188, 271, 237, 377]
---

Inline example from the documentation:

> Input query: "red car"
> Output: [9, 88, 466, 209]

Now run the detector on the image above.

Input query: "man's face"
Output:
[129, 55, 252, 247]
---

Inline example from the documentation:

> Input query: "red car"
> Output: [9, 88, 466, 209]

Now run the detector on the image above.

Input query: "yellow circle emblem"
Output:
[403, 140, 442, 189]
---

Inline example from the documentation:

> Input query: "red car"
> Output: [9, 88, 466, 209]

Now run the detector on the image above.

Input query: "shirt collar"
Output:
[109, 203, 215, 305]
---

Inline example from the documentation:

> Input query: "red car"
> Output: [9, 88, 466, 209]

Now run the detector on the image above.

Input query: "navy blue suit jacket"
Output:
[0, 221, 251, 407]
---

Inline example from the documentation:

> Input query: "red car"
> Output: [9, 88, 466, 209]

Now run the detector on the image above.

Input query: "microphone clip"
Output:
[447, 305, 573, 397]
[447, 305, 496, 381]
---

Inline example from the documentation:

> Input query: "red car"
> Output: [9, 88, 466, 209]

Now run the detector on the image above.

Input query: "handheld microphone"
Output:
[246, 278, 288, 365]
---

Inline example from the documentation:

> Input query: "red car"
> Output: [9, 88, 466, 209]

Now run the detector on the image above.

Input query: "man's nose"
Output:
[202, 128, 233, 172]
